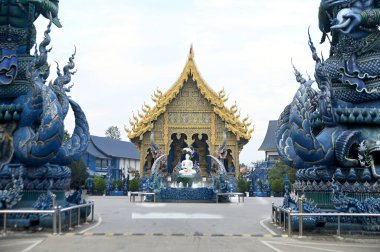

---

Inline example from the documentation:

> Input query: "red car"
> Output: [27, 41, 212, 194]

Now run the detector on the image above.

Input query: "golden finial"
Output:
[132, 112, 139, 123]
[245, 119, 252, 128]
[236, 110, 241, 119]
[230, 102, 238, 114]
[154, 88, 163, 98]
[138, 110, 144, 118]
[218, 88, 228, 102]
[243, 115, 249, 124]
[151, 95, 158, 103]
[188, 44, 194, 59]
[129, 118, 134, 127]
[142, 105, 148, 113]
[218, 89, 225, 98]
[144, 102, 151, 111]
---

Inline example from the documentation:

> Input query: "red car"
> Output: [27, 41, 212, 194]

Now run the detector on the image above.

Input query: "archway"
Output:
[191, 133, 211, 175]
[167, 133, 188, 173]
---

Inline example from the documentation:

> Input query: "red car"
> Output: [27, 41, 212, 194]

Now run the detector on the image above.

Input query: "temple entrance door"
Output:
[191, 133, 210, 176]
[167, 133, 188, 173]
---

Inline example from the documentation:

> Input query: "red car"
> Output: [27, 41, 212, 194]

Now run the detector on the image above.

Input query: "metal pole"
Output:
[288, 210, 292, 237]
[52, 194, 57, 235]
[85, 205, 88, 224]
[69, 209, 72, 230]
[337, 215, 341, 238]
[274, 208, 277, 224]
[77, 207, 81, 227]
[3, 213, 7, 235]
[91, 202, 94, 222]
[279, 209, 282, 227]
[271, 203, 274, 223]
[299, 198, 303, 238]
[58, 206, 62, 235]
[283, 210, 286, 230]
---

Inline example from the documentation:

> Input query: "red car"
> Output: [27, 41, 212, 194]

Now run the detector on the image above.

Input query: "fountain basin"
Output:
[157, 187, 215, 202]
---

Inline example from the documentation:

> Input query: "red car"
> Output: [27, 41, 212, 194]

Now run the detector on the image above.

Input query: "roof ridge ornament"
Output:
[188, 44, 194, 59]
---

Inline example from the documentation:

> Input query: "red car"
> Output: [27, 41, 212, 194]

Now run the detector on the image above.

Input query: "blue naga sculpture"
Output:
[277, 0, 380, 183]
[277, 0, 380, 230]
[0, 0, 89, 221]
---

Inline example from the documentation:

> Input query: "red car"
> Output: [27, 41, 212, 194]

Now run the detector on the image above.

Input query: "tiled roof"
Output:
[258, 120, 278, 151]
[89, 135, 140, 160]
[86, 140, 110, 159]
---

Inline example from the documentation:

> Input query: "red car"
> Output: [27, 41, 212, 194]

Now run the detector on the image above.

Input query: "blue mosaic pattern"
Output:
[157, 188, 216, 202]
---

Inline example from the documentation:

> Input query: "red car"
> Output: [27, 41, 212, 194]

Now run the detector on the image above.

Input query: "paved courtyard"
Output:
[1, 196, 379, 252]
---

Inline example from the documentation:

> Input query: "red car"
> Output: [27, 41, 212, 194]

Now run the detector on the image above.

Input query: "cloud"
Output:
[34, 0, 327, 163]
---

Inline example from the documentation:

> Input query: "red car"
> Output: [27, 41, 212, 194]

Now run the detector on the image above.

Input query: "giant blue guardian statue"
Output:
[0, 1, 89, 227]
[276, 0, 380, 231]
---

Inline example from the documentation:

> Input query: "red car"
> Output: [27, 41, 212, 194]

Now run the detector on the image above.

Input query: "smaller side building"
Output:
[258, 120, 280, 164]
[82, 135, 140, 180]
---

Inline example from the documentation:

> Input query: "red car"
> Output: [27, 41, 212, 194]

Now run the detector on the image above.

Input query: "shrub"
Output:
[268, 160, 296, 194]
[68, 159, 88, 189]
[129, 178, 139, 192]
[237, 177, 249, 193]
[112, 179, 123, 191]
[93, 177, 106, 193]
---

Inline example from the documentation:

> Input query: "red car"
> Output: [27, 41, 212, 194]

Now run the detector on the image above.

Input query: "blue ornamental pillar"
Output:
[123, 180, 128, 195]
[283, 174, 290, 196]
[228, 176, 236, 192]
[248, 178, 254, 196]
[87, 177, 93, 194]
[124, 174, 130, 195]
[264, 179, 270, 197]
[106, 161, 112, 195]
[140, 175, 147, 192]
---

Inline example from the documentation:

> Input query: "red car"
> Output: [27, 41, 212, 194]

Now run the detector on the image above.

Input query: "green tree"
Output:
[63, 129, 71, 142]
[68, 159, 88, 189]
[112, 179, 123, 191]
[93, 177, 106, 193]
[237, 177, 249, 193]
[268, 160, 296, 194]
[105, 126, 121, 140]
[129, 178, 139, 192]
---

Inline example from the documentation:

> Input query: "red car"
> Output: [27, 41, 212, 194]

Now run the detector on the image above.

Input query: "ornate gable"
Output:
[125, 46, 253, 143]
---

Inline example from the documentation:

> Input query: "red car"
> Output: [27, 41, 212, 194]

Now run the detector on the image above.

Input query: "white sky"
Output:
[35, 0, 328, 164]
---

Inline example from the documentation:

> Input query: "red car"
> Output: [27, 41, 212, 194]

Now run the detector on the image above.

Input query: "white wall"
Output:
[118, 158, 140, 178]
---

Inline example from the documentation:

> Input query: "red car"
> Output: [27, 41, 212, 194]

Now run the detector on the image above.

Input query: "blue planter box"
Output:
[109, 191, 124, 196]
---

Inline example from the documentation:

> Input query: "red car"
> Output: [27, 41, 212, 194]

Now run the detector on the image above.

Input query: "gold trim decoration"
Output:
[211, 113, 216, 146]
[125, 46, 253, 143]
[164, 112, 169, 153]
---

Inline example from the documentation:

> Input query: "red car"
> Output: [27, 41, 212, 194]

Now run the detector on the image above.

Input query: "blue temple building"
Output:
[258, 120, 280, 165]
[83, 136, 140, 180]
[243, 120, 279, 196]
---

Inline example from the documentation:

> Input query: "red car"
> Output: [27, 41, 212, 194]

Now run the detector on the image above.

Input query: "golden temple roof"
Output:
[125, 46, 253, 141]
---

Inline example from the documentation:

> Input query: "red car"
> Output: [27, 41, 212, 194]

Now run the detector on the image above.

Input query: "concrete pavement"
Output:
[1, 196, 379, 252]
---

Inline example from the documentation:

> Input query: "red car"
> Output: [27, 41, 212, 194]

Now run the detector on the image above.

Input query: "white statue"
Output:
[179, 148, 196, 177]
